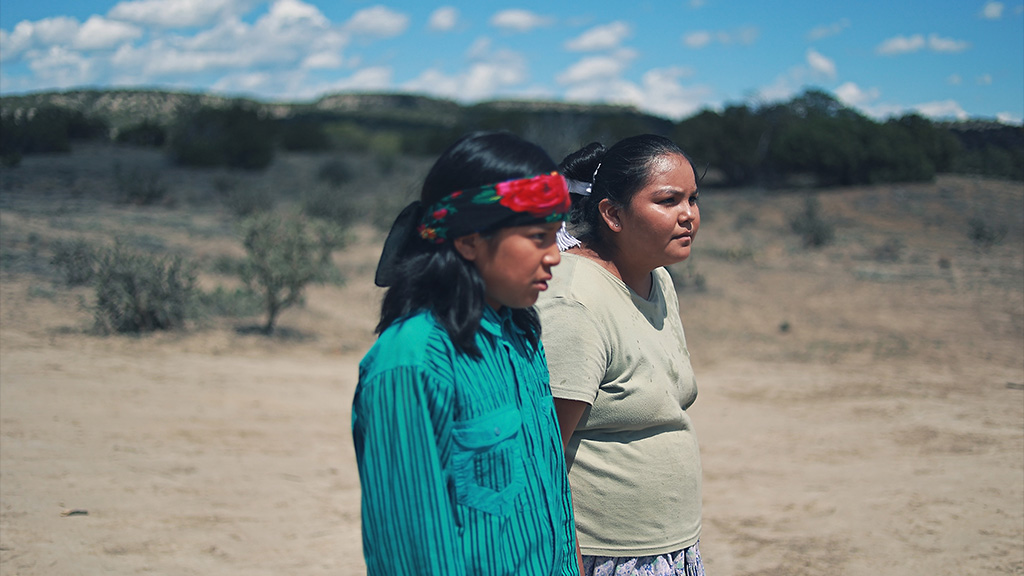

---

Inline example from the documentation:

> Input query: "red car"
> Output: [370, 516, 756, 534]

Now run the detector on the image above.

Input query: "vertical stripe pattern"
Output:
[353, 307, 579, 576]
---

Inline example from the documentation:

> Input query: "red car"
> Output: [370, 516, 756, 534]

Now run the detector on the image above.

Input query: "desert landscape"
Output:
[1, 143, 1021, 575]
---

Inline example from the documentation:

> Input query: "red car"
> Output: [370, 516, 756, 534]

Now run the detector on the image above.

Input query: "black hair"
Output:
[559, 134, 695, 247]
[376, 131, 557, 357]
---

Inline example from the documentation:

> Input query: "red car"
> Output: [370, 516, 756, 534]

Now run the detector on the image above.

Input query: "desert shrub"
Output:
[196, 286, 264, 318]
[278, 120, 331, 152]
[223, 186, 276, 217]
[114, 163, 169, 205]
[239, 212, 345, 334]
[0, 107, 108, 159]
[92, 243, 197, 334]
[116, 120, 167, 147]
[169, 103, 274, 170]
[316, 158, 354, 187]
[789, 196, 835, 248]
[302, 184, 357, 225]
[872, 237, 905, 262]
[966, 216, 1007, 249]
[51, 238, 97, 286]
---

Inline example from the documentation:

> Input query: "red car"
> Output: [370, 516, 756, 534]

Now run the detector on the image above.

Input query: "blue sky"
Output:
[1, 0, 1022, 123]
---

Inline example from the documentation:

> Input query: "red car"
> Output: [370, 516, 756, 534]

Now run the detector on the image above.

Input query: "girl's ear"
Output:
[598, 198, 622, 232]
[453, 233, 483, 261]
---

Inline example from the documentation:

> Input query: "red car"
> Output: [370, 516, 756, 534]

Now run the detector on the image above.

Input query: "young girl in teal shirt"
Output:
[352, 131, 580, 575]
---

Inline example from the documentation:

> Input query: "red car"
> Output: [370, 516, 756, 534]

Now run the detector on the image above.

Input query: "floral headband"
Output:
[417, 172, 571, 243]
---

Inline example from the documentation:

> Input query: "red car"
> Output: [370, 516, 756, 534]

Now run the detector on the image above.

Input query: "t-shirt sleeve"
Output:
[537, 297, 607, 404]
[351, 365, 466, 575]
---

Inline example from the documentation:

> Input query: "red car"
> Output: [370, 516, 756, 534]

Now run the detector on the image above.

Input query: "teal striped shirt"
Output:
[352, 306, 579, 576]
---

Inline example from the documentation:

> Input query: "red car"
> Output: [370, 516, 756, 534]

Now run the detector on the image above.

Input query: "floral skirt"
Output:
[582, 541, 705, 576]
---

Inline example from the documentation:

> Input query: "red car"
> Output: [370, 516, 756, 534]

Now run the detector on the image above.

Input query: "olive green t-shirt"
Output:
[536, 253, 702, 557]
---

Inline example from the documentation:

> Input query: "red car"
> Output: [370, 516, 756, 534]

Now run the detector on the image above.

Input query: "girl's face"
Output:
[607, 153, 699, 269]
[456, 222, 563, 310]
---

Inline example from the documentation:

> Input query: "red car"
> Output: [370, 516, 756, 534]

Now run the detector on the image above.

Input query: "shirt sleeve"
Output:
[351, 365, 465, 575]
[537, 297, 607, 404]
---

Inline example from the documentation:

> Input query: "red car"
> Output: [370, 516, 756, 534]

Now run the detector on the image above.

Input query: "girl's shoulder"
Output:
[360, 310, 456, 379]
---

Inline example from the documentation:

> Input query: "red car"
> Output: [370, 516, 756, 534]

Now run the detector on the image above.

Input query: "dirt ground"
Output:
[1, 149, 1022, 575]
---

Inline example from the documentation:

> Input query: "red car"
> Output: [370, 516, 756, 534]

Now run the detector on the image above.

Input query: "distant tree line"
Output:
[2, 88, 1021, 183]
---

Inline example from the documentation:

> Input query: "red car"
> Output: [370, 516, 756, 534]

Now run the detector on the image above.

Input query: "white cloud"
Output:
[302, 51, 343, 69]
[981, 1, 1004, 18]
[561, 65, 709, 120]
[265, 0, 328, 28]
[683, 26, 758, 48]
[806, 49, 836, 78]
[557, 49, 637, 85]
[877, 33, 969, 55]
[996, 112, 1022, 125]
[914, 100, 968, 120]
[108, 0, 258, 29]
[876, 34, 925, 55]
[404, 43, 528, 101]
[428, 7, 459, 32]
[977, 74, 993, 85]
[928, 33, 969, 53]
[835, 82, 880, 108]
[683, 31, 712, 48]
[490, 10, 554, 33]
[947, 74, 962, 85]
[344, 5, 409, 38]
[104, 1, 347, 79]
[807, 18, 850, 41]
[565, 21, 631, 52]
[27, 46, 96, 87]
[0, 17, 79, 61]
[74, 16, 143, 50]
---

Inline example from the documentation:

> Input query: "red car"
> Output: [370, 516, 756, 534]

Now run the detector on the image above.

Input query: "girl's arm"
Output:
[352, 367, 465, 575]
[553, 397, 589, 576]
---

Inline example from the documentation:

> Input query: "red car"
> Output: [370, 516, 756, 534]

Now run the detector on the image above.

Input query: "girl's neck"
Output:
[568, 243, 653, 299]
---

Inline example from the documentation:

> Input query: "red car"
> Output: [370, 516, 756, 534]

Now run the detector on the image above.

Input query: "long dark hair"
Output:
[560, 134, 695, 248]
[376, 131, 557, 357]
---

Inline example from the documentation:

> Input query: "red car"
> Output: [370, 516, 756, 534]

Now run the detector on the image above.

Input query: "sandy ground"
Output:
[1, 165, 1022, 575]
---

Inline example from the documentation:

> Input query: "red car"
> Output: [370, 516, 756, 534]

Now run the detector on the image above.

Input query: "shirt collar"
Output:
[479, 305, 523, 338]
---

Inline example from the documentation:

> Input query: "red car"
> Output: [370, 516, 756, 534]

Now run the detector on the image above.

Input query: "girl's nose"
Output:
[543, 244, 561, 266]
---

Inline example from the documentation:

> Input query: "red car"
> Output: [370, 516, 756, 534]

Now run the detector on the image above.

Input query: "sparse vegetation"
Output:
[169, 103, 274, 170]
[92, 242, 197, 334]
[50, 238, 97, 286]
[239, 212, 345, 334]
[116, 120, 167, 147]
[114, 163, 169, 206]
[967, 216, 1007, 249]
[872, 237, 905, 262]
[789, 196, 835, 248]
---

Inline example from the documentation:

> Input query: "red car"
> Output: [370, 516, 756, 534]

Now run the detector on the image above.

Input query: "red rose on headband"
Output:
[494, 173, 570, 217]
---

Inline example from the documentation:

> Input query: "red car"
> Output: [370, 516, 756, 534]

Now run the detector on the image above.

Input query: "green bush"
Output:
[223, 186, 276, 217]
[239, 212, 345, 334]
[116, 120, 167, 147]
[50, 238, 97, 286]
[789, 196, 835, 248]
[169, 103, 275, 170]
[92, 243, 197, 334]
[966, 216, 1007, 249]
[114, 163, 169, 205]
[278, 120, 332, 151]
[302, 184, 357, 225]
[316, 158, 354, 187]
[196, 286, 264, 318]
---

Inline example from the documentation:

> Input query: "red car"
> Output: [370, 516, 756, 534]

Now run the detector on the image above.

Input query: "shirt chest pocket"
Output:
[451, 406, 526, 517]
